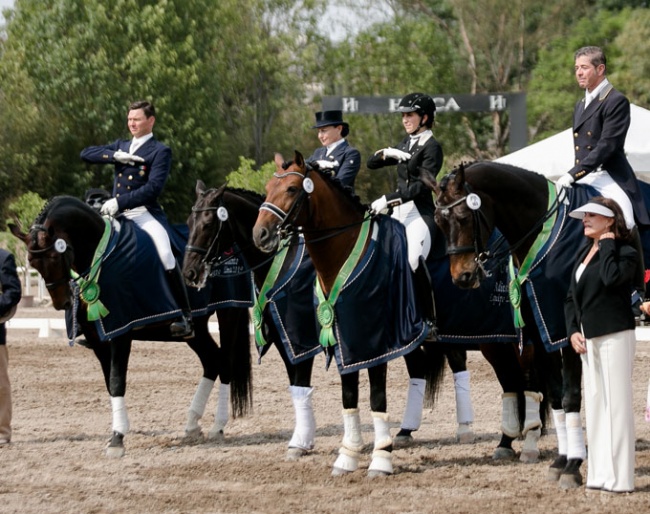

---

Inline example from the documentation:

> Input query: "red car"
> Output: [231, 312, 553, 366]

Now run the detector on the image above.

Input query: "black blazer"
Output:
[306, 140, 361, 193]
[367, 133, 443, 232]
[0, 250, 22, 345]
[80, 137, 172, 218]
[564, 238, 637, 339]
[569, 84, 650, 226]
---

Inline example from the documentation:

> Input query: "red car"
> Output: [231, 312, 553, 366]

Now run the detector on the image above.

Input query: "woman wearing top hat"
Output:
[305, 110, 361, 193]
[565, 196, 638, 493]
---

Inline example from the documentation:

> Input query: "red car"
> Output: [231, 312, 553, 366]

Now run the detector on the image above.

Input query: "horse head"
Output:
[184, 181, 230, 288]
[252, 150, 310, 253]
[10, 196, 104, 310]
[422, 163, 493, 289]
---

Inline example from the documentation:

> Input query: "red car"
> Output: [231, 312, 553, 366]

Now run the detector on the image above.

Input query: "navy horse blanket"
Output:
[257, 237, 323, 364]
[67, 218, 253, 342]
[320, 216, 427, 374]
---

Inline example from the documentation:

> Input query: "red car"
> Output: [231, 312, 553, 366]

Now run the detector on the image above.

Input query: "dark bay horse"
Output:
[421, 161, 590, 488]
[10, 196, 252, 457]
[183, 181, 322, 460]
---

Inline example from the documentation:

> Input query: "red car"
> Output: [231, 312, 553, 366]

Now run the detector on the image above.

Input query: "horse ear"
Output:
[294, 150, 305, 169]
[274, 153, 285, 170]
[196, 180, 206, 196]
[418, 167, 438, 191]
[8, 222, 28, 244]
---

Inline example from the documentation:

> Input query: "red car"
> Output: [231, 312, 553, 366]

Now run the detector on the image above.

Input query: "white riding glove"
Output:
[381, 147, 412, 162]
[100, 198, 119, 216]
[555, 173, 575, 190]
[370, 196, 389, 215]
[113, 150, 145, 165]
[315, 159, 338, 170]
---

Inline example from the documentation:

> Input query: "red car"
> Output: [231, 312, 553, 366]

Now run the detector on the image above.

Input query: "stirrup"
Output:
[170, 317, 194, 339]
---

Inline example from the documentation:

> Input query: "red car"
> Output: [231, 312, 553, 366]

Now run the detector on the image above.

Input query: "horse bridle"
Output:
[27, 224, 75, 291]
[258, 168, 312, 240]
[185, 193, 229, 269]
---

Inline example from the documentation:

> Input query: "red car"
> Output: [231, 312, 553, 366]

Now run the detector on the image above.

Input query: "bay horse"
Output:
[253, 152, 445, 476]
[420, 161, 591, 488]
[10, 196, 252, 457]
[183, 181, 322, 460]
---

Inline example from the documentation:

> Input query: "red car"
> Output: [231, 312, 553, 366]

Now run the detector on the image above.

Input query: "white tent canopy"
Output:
[495, 104, 650, 180]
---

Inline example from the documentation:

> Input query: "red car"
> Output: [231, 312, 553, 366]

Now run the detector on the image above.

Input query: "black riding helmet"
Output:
[397, 93, 436, 129]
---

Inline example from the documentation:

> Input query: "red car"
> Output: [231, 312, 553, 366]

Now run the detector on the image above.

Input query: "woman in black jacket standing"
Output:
[565, 196, 638, 494]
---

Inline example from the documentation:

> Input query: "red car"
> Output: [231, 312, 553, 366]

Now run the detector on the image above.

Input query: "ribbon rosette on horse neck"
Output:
[70, 217, 112, 321]
[508, 182, 558, 328]
[314, 218, 371, 347]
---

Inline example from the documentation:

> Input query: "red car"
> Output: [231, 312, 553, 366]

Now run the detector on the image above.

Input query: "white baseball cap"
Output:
[568, 202, 615, 219]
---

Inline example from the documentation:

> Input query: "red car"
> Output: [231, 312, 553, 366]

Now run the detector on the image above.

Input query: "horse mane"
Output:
[441, 160, 548, 190]
[224, 186, 265, 204]
[310, 167, 367, 215]
[34, 195, 97, 227]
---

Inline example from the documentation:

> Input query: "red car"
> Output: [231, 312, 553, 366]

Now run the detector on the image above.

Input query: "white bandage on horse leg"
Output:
[210, 382, 230, 436]
[501, 393, 520, 438]
[400, 378, 426, 431]
[187, 377, 215, 433]
[369, 411, 393, 475]
[110, 396, 129, 436]
[332, 409, 364, 475]
[552, 409, 567, 456]
[453, 371, 474, 424]
[288, 385, 315, 450]
[565, 412, 586, 460]
[522, 391, 543, 435]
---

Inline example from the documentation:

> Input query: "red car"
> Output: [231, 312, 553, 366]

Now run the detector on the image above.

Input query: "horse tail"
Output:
[419, 343, 448, 408]
[216, 307, 253, 418]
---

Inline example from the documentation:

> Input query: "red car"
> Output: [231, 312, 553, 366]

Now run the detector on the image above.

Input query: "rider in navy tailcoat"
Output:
[305, 110, 361, 193]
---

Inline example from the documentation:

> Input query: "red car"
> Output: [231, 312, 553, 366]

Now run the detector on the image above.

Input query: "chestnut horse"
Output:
[10, 196, 252, 457]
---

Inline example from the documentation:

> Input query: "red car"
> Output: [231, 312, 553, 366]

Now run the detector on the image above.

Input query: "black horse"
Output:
[10, 196, 252, 456]
[421, 161, 594, 488]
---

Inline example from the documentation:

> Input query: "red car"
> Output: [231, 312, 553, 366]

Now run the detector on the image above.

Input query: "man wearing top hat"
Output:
[306, 110, 361, 193]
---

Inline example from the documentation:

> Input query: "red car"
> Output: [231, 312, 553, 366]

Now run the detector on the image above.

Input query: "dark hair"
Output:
[590, 196, 631, 241]
[128, 100, 156, 118]
[574, 46, 607, 70]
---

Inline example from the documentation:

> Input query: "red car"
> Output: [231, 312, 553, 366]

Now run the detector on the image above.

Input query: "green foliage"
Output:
[224, 157, 277, 195]
[6, 191, 45, 232]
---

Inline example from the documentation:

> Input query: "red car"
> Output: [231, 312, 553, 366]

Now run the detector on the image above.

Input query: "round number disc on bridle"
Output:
[303, 177, 314, 193]
[54, 239, 67, 253]
[466, 193, 482, 210]
[217, 206, 229, 221]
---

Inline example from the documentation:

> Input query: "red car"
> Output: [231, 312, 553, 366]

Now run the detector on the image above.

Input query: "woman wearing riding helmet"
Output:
[367, 92, 442, 272]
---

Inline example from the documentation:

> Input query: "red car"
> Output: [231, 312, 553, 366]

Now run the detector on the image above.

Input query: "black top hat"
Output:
[312, 110, 349, 136]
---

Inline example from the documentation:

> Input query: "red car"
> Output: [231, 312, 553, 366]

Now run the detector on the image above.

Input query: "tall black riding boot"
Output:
[413, 257, 438, 342]
[166, 262, 194, 339]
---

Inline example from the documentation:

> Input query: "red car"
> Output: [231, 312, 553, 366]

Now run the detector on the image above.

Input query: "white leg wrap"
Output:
[341, 408, 364, 452]
[186, 377, 215, 434]
[369, 412, 393, 475]
[208, 382, 230, 438]
[111, 396, 129, 435]
[565, 412, 586, 460]
[400, 378, 426, 431]
[332, 446, 360, 474]
[288, 386, 315, 450]
[522, 391, 543, 435]
[552, 408, 567, 456]
[501, 393, 520, 438]
[453, 371, 474, 424]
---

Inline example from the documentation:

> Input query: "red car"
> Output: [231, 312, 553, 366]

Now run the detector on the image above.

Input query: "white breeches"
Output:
[577, 169, 635, 229]
[122, 206, 176, 270]
[391, 201, 431, 271]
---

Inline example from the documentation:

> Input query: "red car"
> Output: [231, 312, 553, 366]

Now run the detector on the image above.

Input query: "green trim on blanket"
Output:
[508, 182, 558, 328]
[315, 218, 371, 347]
[252, 243, 289, 347]
[71, 217, 112, 321]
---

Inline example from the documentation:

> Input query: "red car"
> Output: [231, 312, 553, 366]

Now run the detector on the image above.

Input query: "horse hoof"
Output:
[559, 472, 583, 489]
[492, 447, 516, 461]
[286, 447, 309, 461]
[393, 429, 413, 446]
[456, 424, 475, 444]
[367, 469, 391, 478]
[547, 455, 568, 481]
[519, 449, 539, 463]
[105, 445, 125, 458]
[206, 429, 225, 441]
[184, 427, 203, 439]
[331, 467, 353, 477]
